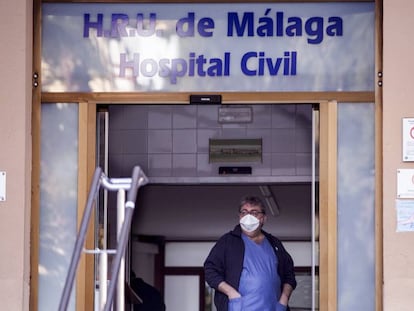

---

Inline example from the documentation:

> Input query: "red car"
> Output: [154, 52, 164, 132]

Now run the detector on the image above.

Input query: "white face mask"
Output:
[240, 214, 260, 232]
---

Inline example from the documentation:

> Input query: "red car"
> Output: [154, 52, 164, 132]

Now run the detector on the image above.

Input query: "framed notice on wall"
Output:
[397, 169, 414, 198]
[402, 118, 414, 161]
[209, 138, 262, 163]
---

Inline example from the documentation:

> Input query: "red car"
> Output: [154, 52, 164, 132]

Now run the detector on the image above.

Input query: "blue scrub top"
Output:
[236, 234, 281, 311]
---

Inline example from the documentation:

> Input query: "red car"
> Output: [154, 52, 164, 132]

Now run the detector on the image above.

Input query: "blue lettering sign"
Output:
[227, 10, 343, 44]
[176, 12, 215, 37]
[241, 51, 297, 76]
[119, 52, 230, 84]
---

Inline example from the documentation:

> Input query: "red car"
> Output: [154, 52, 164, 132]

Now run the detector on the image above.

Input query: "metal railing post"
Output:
[58, 167, 103, 311]
[104, 166, 147, 311]
[116, 189, 126, 311]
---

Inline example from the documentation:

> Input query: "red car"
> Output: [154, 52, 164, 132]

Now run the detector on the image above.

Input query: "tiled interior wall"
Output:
[108, 104, 313, 179]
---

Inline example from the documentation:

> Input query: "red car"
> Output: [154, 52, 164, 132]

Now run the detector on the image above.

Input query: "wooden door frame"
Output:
[31, 97, 375, 311]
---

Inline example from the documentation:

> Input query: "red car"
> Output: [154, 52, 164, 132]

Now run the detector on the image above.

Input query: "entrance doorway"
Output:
[96, 103, 320, 311]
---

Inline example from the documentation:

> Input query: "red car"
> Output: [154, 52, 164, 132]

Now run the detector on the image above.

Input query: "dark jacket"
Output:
[204, 225, 296, 311]
[130, 277, 166, 311]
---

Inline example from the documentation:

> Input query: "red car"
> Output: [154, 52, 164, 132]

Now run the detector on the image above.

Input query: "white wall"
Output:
[0, 0, 32, 310]
[108, 104, 313, 181]
[164, 241, 318, 267]
[383, 1, 414, 311]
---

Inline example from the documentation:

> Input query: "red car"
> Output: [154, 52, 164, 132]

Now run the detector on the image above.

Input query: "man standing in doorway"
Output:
[204, 196, 296, 311]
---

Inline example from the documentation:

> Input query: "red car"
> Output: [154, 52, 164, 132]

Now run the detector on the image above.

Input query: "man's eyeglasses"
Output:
[239, 209, 265, 217]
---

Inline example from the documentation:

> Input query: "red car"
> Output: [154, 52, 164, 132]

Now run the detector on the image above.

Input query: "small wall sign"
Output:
[402, 118, 414, 161]
[209, 138, 262, 163]
[397, 169, 414, 198]
[0, 171, 6, 201]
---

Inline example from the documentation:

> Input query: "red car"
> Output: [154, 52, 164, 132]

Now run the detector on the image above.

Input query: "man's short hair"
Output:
[239, 196, 266, 213]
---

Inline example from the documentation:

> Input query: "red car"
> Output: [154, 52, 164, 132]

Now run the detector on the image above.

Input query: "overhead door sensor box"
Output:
[190, 95, 222, 104]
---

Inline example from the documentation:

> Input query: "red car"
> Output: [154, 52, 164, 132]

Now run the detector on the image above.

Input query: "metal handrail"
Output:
[104, 166, 147, 311]
[58, 166, 148, 311]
